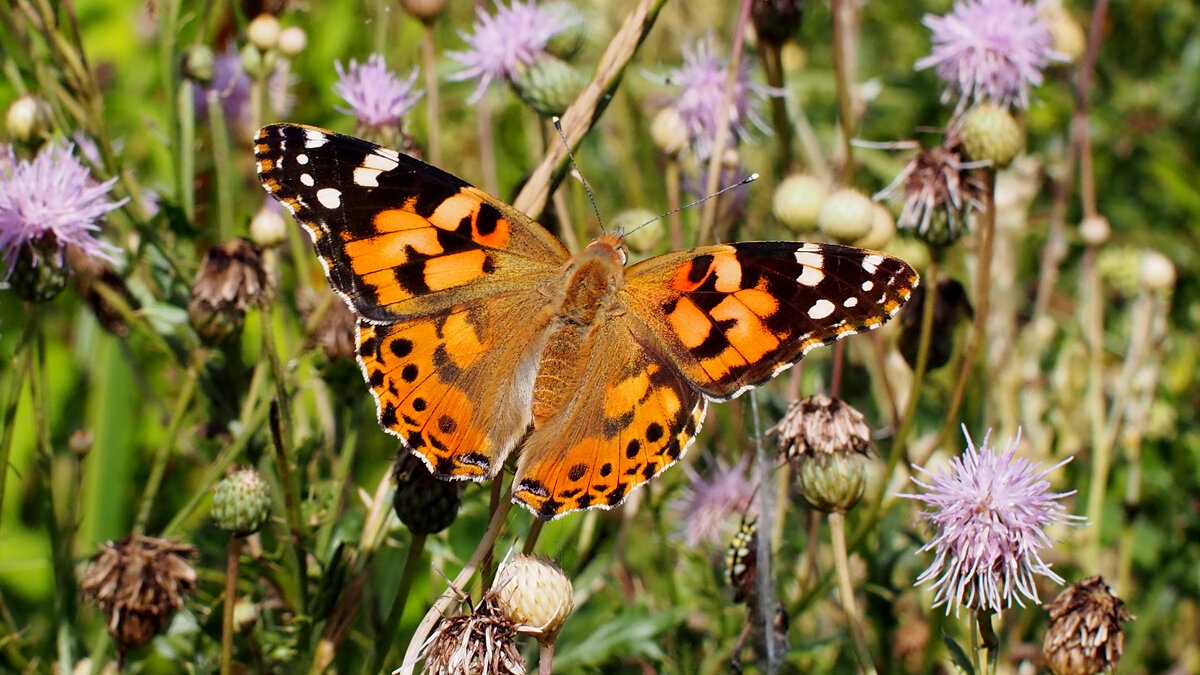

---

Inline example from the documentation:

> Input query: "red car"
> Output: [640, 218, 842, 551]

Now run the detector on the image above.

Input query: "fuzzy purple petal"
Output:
[334, 54, 424, 129]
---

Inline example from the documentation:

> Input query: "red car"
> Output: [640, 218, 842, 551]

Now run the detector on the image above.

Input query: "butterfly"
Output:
[255, 124, 918, 520]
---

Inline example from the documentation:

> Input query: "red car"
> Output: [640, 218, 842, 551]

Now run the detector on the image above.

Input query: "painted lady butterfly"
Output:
[255, 124, 918, 520]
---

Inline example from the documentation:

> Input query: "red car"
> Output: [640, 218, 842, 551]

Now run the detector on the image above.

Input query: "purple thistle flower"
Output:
[665, 36, 776, 160]
[196, 45, 293, 137]
[447, 0, 581, 103]
[915, 0, 1064, 110]
[671, 456, 756, 548]
[900, 429, 1082, 616]
[0, 144, 125, 280]
[334, 54, 424, 130]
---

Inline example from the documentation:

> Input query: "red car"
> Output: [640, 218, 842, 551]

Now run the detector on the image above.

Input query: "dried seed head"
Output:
[493, 555, 574, 644]
[79, 535, 198, 654]
[212, 467, 271, 535]
[876, 139, 987, 246]
[393, 451, 462, 535]
[1042, 576, 1133, 675]
[188, 239, 268, 343]
[422, 601, 526, 675]
[278, 26, 308, 58]
[776, 395, 873, 513]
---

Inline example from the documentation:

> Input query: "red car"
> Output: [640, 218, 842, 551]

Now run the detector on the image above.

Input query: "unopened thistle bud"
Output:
[544, 2, 586, 60]
[246, 14, 281, 53]
[278, 26, 308, 58]
[6, 93, 52, 144]
[493, 555, 574, 644]
[1042, 576, 1133, 675]
[510, 55, 584, 117]
[611, 209, 660, 254]
[401, 0, 448, 25]
[960, 103, 1023, 169]
[855, 203, 897, 250]
[1042, 6, 1086, 64]
[8, 233, 70, 302]
[1140, 250, 1175, 292]
[183, 44, 215, 83]
[650, 106, 689, 157]
[817, 188, 874, 244]
[212, 468, 271, 535]
[1079, 214, 1110, 246]
[249, 200, 288, 248]
[775, 395, 873, 513]
[392, 451, 461, 535]
[772, 174, 828, 233]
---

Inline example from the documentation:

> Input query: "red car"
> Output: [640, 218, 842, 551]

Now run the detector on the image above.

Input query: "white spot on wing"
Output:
[300, 173, 314, 187]
[808, 298, 836, 319]
[296, 153, 309, 165]
[862, 254, 884, 274]
[843, 297, 858, 308]
[317, 188, 341, 209]
[794, 249, 824, 270]
[364, 153, 400, 171]
[861, 280, 874, 292]
[304, 129, 328, 148]
[353, 167, 380, 187]
[797, 266, 824, 287]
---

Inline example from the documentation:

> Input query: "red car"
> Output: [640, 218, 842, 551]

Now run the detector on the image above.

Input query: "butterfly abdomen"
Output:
[530, 237, 627, 426]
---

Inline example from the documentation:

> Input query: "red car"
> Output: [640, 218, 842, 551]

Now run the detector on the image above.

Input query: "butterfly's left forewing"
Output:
[622, 242, 918, 400]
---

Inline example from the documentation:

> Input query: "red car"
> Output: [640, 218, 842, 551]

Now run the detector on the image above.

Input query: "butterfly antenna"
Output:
[624, 173, 759, 239]
[552, 116, 605, 233]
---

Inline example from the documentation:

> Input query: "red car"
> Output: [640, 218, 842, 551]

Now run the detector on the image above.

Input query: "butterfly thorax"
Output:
[530, 235, 627, 426]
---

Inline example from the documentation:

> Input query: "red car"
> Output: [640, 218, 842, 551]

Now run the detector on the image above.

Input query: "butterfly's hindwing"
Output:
[623, 242, 918, 400]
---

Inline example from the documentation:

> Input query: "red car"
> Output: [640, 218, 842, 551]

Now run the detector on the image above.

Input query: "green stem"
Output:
[0, 312, 36, 538]
[697, 0, 753, 245]
[1082, 248, 1107, 565]
[522, 519, 544, 555]
[370, 533, 428, 675]
[268, 400, 308, 641]
[830, 0, 857, 185]
[221, 536, 243, 675]
[937, 170, 997, 446]
[829, 512, 877, 675]
[975, 609, 998, 675]
[847, 254, 939, 551]
[206, 90, 234, 242]
[538, 641, 556, 675]
[760, 42, 793, 175]
[422, 23, 441, 166]
[133, 351, 205, 534]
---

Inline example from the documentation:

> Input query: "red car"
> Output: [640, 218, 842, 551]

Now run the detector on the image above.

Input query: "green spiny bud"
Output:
[393, 451, 461, 535]
[960, 103, 1023, 169]
[510, 55, 584, 117]
[212, 468, 271, 535]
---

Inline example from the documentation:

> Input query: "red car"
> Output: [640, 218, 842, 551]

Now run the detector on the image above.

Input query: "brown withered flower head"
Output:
[422, 600, 526, 675]
[1042, 576, 1134, 675]
[80, 534, 198, 654]
[188, 239, 268, 343]
[874, 136, 987, 246]
[775, 394, 874, 513]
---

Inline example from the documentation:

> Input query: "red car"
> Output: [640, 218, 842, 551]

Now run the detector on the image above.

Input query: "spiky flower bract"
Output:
[0, 143, 123, 281]
[334, 54, 423, 131]
[901, 428, 1081, 615]
[447, 0, 581, 103]
[665, 36, 774, 160]
[915, 0, 1063, 110]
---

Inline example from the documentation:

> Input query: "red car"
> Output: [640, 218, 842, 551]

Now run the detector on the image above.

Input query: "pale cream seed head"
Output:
[817, 188, 874, 243]
[493, 555, 574, 644]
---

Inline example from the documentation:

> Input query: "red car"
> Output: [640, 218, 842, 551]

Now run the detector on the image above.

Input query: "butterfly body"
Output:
[255, 124, 918, 519]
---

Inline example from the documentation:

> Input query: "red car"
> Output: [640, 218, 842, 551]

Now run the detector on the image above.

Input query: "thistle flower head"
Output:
[1042, 576, 1134, 675]
[915, 0, 1063, 110]
[422, 601, 526, 675]
[901, 428, 1082, 615]
[447, 0, 582, 103]
[334, 54, 423, 131]
[0, 143, 124, 282]
[670, 455, 755, 548]
[664, 36, 775, 160]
